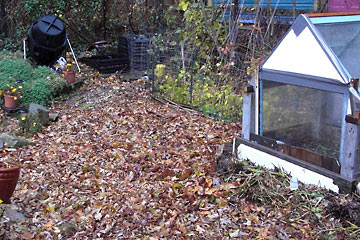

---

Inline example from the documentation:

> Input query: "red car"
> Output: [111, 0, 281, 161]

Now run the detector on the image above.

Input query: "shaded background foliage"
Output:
[0, 0, 293, 122]
[0, 0, 175, 49]
[0, 0, 288, 52]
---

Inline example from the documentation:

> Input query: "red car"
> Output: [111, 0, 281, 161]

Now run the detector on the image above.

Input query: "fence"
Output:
[148, 35, 244, 122]
[115, 3, 293, 122]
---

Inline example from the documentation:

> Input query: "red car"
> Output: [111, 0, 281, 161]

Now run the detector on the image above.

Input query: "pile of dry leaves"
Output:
[0, 72, 360, 239]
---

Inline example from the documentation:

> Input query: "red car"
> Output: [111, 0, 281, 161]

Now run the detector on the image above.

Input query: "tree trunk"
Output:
[103, 0, 107, 40]
[158, 0, 165, 32]
[0, 0, 9, 37]
[293, 0, 296, 21]
[230, 0, 239, 29]
[229, 0, 239, 63]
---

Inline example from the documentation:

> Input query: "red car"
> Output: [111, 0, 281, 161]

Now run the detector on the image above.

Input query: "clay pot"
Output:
[64, 70, 76, 83]
[3, 94, 19, 109]
[0, 163, 20, 204]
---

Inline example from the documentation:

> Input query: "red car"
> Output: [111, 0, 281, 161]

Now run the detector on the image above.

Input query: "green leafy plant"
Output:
[194, 81, 242, 121]
[0, 51, 67, 106]
[33, 66, 67, 95]
[159, 72, 242, 121]
[1, 83, 22, 97]
[22, 78, 53, 106]
[0, 57, 34, 81]
[18, 113, 42, 137]
[150, 2, 246, 122]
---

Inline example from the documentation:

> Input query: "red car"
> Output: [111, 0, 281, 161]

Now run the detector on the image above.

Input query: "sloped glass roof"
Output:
[311, 15, 360, 78]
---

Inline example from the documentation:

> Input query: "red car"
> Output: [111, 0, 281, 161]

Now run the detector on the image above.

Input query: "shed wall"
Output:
[328, 0, 359, 12]
[213, 0, 314, 10]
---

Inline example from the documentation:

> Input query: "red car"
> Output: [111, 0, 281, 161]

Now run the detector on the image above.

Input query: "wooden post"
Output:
[341, 114, 360, 179]
[313, 0, 319, 11]
[254, 72, 260, 135]
[242, 85, 255, 140]
[351, 78, 359, 91]
[230, 0, 239, 63]
[292, 0, 296, 21]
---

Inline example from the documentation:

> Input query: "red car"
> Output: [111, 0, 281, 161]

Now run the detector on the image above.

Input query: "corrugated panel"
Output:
[214, 0, 314, 10]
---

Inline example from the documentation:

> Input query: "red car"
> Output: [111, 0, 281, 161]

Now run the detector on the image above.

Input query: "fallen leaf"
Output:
[179, 224, 187, 234]
[217, 198, 228, 207]
[44, 220, 54, 230]
[229, 229, 240, 238]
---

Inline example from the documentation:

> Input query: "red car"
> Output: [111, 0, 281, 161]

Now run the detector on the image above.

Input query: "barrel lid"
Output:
[37, 16, 64, 36]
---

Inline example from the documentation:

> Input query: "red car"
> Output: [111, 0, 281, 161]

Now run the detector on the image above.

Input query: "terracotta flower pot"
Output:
[64, 70, 76, 83]
[3, 94, 19, 109]
[0, 163, 20, 204]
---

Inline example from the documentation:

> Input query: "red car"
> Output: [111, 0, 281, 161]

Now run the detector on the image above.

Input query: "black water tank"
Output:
[28, 16, 66, 65]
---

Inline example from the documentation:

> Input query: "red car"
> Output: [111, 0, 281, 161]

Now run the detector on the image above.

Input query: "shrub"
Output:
[33, 66, 67, 95]
[0, 57, 34, 81]
[48, 76, 67, 96]
[0, 78, 13, 93]
[159, 73, 242, 121]
[32, 66, 57, 80]
[22, 78, 53, 106]
[18, 113, 42, 137]
[0, 51, 67, 106]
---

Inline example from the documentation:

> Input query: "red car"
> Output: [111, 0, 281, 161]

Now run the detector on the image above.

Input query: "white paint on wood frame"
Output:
[237, 144, 339, 193]
[241, 93, 252, 140]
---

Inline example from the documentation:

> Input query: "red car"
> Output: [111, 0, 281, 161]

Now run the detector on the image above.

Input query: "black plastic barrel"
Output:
[28, 16, 66, 65]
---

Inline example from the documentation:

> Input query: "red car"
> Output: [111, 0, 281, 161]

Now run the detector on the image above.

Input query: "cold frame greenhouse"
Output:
[237, 12, 360, 193]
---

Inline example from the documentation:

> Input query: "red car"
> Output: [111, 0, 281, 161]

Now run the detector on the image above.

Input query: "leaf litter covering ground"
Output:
[0, 74, 360, 239]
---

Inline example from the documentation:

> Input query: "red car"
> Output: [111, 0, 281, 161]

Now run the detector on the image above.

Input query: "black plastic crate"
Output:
[80, 55, 130, 74]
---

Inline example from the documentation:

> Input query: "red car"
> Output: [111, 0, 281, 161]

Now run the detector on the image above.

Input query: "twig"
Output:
[150, 94, 200, 115]
[199, 1, 223, 58]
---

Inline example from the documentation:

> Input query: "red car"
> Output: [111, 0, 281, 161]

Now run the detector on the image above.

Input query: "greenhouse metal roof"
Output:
[260, 12, 360, 86]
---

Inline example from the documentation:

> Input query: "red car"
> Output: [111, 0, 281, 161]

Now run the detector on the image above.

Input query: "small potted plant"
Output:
[63, 60, 77, 84]
[0, 162, 20, 204]
[1, 84, 22, 109]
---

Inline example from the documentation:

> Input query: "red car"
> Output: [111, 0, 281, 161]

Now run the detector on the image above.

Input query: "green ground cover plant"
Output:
[0, 50, 67, 106]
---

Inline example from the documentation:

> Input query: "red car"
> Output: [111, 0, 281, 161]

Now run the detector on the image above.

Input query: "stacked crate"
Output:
[119, 35, 151, 79]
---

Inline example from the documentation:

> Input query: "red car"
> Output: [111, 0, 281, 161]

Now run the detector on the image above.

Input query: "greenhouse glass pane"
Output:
[262, 81, 343, 160]
[316, 22, 360, 78]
